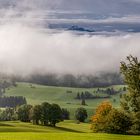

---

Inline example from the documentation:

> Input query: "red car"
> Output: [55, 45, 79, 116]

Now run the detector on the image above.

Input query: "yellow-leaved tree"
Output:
[91, 101, 112, 132]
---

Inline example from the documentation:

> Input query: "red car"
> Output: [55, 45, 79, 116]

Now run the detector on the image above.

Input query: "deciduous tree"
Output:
[75, 107, 87, 122]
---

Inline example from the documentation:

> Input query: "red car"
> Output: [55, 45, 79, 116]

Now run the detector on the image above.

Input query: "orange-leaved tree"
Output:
[91, 101, 113, 132]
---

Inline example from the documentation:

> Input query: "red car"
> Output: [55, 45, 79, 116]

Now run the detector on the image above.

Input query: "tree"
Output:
[32, 105, 42, 125]
[91, 101, 112, 132]
[120, 55, 140, 134]
[61, 108, 70, 120]
[0, 108, 16, 121]
[81, 98, 86, 105]
[105, 109, 132, 134]
[17, 104, 32, 122]
[76, 92, 80, 99]
[49, 104, 63, 127]
[113, 99, 116, 103]
[81, 92, 85, 99]
[0, 96, 27, 108]
[123, 87, 127, 91]
[40, 102, 51, 126]
[75, 107, 87, 122]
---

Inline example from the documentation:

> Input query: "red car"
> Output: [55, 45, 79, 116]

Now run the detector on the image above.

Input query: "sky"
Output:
[55, 0, 140, 16]
[0, 0, 140, 17]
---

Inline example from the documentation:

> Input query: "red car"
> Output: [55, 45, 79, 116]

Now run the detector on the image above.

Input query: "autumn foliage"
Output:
[91, 101, 112, 132]
[91, 101, 132, 134]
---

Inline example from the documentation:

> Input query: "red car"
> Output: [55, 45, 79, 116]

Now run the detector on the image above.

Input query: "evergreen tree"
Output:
[81, 98, 86, 105]
[81, 92, 85, 99]
[61, 108, 70, 120]
[120, 55, 140, 134]
[76, 92, 80, 99]
[123, 87, 127, 91]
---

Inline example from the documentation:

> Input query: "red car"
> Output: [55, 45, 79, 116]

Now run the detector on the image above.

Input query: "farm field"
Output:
[5, 82, 124, 119]
[0, 121, 139, 140]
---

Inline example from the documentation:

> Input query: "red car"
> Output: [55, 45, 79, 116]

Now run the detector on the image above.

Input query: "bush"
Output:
[75, 107, 87, 122]
[62, 108, 70, 120]
[105, 109, 132, 134]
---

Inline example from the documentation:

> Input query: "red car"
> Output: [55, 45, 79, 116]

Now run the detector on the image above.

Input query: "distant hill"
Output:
[68, 25, 95, 32]
[5, 82, 126, 119]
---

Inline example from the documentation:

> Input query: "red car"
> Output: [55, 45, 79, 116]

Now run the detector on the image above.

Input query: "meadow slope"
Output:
[5, 82, 124, 119]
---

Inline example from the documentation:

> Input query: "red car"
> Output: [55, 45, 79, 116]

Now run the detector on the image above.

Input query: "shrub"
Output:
[75, 107, 87, 122]
[105, 109, 132, 134]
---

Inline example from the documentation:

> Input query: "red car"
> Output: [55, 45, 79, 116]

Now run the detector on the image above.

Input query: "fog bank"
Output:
[0, 22, 139, 76]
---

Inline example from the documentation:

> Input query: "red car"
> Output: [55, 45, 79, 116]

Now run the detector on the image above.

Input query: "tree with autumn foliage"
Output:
[91, 101, 112, 132]
[91, 101, 132, 134]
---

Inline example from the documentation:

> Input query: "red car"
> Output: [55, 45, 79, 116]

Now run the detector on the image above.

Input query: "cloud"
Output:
[0, 22, 139, 76]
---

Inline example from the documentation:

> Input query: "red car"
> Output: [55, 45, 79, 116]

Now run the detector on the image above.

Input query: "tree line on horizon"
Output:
[0, 96, 27, 108]
[19, 72, 123, 88]
[75, 87, 126, 100]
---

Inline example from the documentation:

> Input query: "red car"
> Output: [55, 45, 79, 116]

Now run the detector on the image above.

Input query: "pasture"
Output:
[0, 121, 139, 140]
[5, 82, 124, 119]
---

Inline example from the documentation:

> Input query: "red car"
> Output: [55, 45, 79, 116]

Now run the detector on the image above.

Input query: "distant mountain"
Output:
[68, 25, 95, 32]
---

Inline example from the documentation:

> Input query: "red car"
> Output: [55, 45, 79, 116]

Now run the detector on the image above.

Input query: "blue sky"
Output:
[0, 0, 140, 24]
[22, 0, 140, 16]
[56, 0, 140, 15]
[0, 0, 140, 17]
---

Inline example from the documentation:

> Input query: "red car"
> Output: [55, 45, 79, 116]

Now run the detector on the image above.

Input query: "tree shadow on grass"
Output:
[52, 126, 84, 133]
[0, 123, 14, 127]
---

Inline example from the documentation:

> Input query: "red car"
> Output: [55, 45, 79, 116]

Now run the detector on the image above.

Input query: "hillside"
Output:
[5, 82, 125, 119]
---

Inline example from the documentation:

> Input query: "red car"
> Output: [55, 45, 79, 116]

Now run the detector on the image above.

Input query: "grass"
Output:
[5, 82, 125, 119]
[0, 133, 140, 140]
[0, 121, 138, 140]
[0, 120, 90, 133]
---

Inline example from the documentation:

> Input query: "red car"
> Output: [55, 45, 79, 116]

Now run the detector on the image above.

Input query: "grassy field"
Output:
[0, 133, 140, 140]
[5, 82, 124, 119]
[2, 83, 140, 140]
[0, 121, 138, 140]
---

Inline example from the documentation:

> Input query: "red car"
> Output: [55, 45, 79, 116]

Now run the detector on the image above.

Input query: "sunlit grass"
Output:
[0, 121, 138, 140]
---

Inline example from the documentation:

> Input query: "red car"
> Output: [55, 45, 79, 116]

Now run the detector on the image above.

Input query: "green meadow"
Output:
[5, 82, 123, 119]
[0, 121, 139, 140]
[2, 82, 138, 140]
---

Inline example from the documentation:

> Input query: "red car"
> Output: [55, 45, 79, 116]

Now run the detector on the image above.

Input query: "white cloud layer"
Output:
[0, 22, 139, 76]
